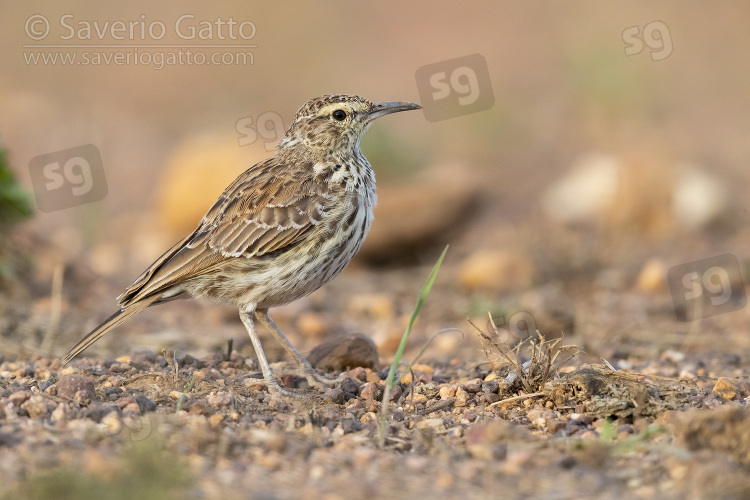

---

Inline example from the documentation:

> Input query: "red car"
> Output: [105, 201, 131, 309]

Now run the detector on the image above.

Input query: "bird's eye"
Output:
[332, 109, 347, 121]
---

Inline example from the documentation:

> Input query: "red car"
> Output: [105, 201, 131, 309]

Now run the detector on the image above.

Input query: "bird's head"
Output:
[278, 94, 421, 154]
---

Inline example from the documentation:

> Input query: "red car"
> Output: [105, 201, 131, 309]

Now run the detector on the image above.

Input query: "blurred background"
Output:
[2, 2, 750, 367]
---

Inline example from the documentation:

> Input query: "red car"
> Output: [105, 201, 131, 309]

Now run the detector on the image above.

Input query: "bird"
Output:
[62, 94, 422, 397]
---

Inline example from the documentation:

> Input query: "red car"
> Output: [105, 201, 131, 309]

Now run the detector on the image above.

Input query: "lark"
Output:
[62, 94, 421, 396]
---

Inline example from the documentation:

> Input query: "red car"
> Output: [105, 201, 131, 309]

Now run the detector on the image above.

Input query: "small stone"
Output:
[411, 364, 434, 374]
[207, 392, 232, 407]
[455, 388, 471, 407]
[57, 374, 96, 402]
[130, 347, 157, 364]
[340, 377, 360, 395]
[527, 409, 544, 422]
[360, 382, 384, 401]
[209, 414, 224, 428]
[323, 388, 345, 403]
[360, 412, 377, 423]
[566, 419, 585, 434]
[559, 456, 577, 469]
[84, 403, 113, 422]
[388, 385, 403, 402]
[465, 421, 515, 460]
[102, 411, 122, 435]
[189, 400, 209, 415]
[178, 354, 197, 366]
[51, 403, 67, 423]
[348, 367, 367, 381]
[416, 418, 446, 433]
[135, 395, 157, 413]
[580, 430, 599, 440]
[439, 385, 458, 399]
[407, 393, 428, 403]
[21, 395, 49, 419]
[483, 393, 501, 404]
[8, 391, 31, 407]
[713, 377, 739, 400]
[481, 380, 500, 393]
[121, 403, 141, 418]
[341, 418, 362, 434]
[547, 419, 566, 434]
[307, 332, 379, 371]
[465, 378, 483, 393]
[417, 382, 440, 399]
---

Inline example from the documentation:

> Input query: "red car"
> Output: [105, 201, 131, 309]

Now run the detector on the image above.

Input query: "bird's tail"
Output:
[61, 294, 161, 365]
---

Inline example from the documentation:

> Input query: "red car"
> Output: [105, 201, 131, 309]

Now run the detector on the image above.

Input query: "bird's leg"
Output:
[255, 309, 343, 389]
[239, 307, 304, 398]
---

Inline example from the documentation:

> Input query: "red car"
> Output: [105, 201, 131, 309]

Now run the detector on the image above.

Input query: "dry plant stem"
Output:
[161, 348, 179, 384]
[469, 317, 533, 393]
[470, 313, 582, 395]
[489, 392, 547, 407]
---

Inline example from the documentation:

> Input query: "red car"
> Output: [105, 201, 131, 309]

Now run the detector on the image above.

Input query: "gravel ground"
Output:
[2, 339, 750, 499]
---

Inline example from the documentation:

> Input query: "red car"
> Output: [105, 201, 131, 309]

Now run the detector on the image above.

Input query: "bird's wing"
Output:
[118, 159, 330, 306]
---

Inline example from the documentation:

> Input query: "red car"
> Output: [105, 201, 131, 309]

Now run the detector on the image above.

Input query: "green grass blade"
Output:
[379, 245, 448, 447]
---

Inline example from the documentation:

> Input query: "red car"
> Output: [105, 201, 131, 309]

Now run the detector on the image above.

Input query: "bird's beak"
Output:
[367, 101, 422, 120]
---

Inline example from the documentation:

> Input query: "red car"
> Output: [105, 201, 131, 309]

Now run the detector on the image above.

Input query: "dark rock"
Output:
[135, 395, 157, 413]
[178, 354, 197, 366]
[341, 418, 362, 434]
[84, 403, 115, 422]
[57, 374, 96, 402]
[323, 388, 345, 404]
[130, 347, 157, 364]
[360, 382, 384, 401]
[308, 333, 379, 371]
[481, 380, 500, 393]
[340, 377, 360, 395]
[559, 456, 577, 469]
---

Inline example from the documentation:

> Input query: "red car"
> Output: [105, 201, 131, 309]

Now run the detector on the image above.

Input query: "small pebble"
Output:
[340, 418, 362, 434]
[209, 414, 224, 428]
[323, 388, 345, 403]
[57, 374, 96, 402]
[712, 377, 739, 400]
[130, 347, 157, 364]
[360, 382, 384, 401]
